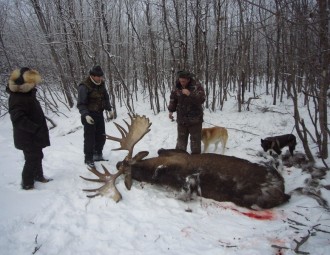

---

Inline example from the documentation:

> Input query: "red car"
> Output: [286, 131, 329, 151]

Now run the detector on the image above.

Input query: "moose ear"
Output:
[133, 151, 149, 161]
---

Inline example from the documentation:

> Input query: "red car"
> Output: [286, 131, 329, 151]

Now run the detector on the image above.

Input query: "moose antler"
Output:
[80, 114, 152, 202]
[80, 164, 123, 202]
[106, 113, 152, 158]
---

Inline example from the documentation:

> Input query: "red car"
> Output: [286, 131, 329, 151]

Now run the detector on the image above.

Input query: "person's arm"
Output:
[168, 90, 178, 113]
[10, 101, 39, 133]
[189, 83, 206, 104]
[77, 85, 90, 117]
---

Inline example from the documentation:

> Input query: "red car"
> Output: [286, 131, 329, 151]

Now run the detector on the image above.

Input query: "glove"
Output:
[169, 112, 174, 121]
[106, 110, 114, 122]
[85, 115, 94, 124]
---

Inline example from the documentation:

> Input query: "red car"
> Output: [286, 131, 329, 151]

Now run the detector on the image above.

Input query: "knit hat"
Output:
[177, 70, 193, 79]
[89, 65, 104, 77]
[8, 67, 42, 93]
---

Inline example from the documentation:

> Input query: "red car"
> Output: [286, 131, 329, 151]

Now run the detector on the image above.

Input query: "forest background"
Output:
[0, 0, 329, 166]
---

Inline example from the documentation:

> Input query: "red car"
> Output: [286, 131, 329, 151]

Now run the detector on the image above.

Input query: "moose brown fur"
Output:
[122, 149, 290, 209]
[81, 114, 290, 210]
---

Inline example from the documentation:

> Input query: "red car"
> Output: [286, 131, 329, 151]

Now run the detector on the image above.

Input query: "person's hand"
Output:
[182, 89, 190, 96]
[169, 112, 174, 121]
[106, 110, 114, 122]
[85, 115, 94, 124]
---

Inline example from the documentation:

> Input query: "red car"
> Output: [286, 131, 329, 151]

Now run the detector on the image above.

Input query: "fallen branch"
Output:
[32, 234, 42, 254]
[314, 227, 330, 234]
[293, 230, 312, 254]
[226, 127, 260, 136]
[45, 116, 56, 130]
[64, 126, 82, 136]
[287, 218, 308, 227]
[245, 96, 260, 111]
[271, 244, 289, 250]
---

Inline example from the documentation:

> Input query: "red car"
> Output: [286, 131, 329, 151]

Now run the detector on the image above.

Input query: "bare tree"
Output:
[0, 0, 328, 165]
[30, 0, 74, 108]
[317, 0, 329, 159]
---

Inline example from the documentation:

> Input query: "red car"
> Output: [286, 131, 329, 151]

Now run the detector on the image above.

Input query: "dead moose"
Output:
[81, 114, 290, 209]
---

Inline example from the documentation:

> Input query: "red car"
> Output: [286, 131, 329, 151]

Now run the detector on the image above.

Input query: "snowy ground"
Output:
[0, 91, 329, 255]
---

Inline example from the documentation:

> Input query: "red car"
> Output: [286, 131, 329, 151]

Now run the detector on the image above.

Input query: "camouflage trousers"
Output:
[175, 122, 202, 154]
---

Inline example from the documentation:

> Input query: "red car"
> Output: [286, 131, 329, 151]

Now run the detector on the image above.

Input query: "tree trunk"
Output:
[317, 0, 329, 159]
[30, 0, 74, 108]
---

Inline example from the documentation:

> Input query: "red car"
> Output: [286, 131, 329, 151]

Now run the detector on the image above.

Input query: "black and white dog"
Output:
[261, 134, 297, 156]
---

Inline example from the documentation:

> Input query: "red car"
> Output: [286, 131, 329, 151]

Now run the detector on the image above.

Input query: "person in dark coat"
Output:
[7, 67, 51, 190]
[168, 70, 206, 154]
[77, 65, 113, 167]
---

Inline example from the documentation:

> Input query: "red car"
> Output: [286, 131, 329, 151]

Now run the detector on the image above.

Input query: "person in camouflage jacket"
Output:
[168, 70, 206, 154]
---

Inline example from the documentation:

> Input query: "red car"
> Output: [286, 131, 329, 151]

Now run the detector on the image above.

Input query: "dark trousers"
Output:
[176, 122, 202, 154]
[22, 148, 44, 186]
[81, 112, 106, 160]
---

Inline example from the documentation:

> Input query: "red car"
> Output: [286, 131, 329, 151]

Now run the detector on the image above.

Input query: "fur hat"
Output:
[8, 67, 42, 93]
[89, 65, 104, 77]
[177, 70, 194, 79]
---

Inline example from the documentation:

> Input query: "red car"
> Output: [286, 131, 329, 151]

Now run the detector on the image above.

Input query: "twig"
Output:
[314, 227, 330, 234]
[64, 126, 82, 136]
[293, 224, 322, 254]
[154, 235, 160, 242]
[292, 211, 310, 221]
[245, 96, 260, 111]
[32, 234, 42, 254]
[271, 244, 289, 250]
[293, 230, 311, 254]
[289, 225, 300, 230]
[45, 116, 57, 130]
[226, 127, 260, 136]
[0, 111, 9, 118]
[32, 245, 42, 255]
[287, 218, 308, 227]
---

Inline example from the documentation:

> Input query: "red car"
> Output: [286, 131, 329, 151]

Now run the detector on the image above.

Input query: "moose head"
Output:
[81, 114, 290, 209]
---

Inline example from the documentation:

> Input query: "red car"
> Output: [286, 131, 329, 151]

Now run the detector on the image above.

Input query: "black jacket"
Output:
[77, 77, 112, 117]
[8, 88, 50, 150]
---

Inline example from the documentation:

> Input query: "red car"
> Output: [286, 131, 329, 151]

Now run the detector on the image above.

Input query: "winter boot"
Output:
[93, 152, 107, 162]
[21, 181, 34, 190]
[35, 176, 53, 183]
[84, 153, 95, 168]
[85, 158, 95, 168]
[35, 165, 53, 183]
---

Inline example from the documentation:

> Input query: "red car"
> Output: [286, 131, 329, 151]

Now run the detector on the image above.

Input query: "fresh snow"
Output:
[0, 92, 329, 255]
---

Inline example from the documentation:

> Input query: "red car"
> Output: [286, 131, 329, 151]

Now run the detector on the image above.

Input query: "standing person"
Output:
[77, 65, 113, 168]
[7, 67, 52, 190]
[168, 70, 206, 154]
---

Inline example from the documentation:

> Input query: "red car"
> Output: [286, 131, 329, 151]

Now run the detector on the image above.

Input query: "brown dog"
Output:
[201, 126, 228, 154]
